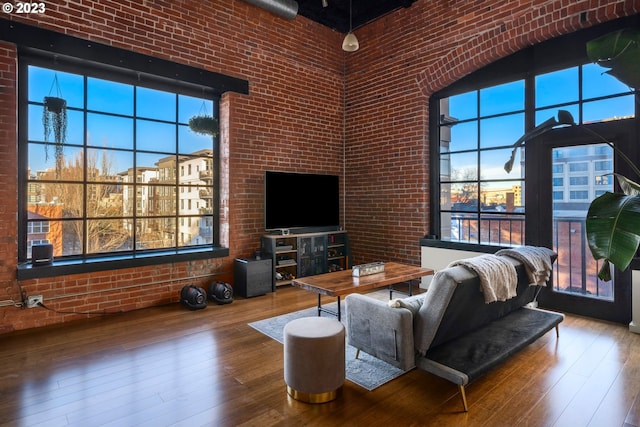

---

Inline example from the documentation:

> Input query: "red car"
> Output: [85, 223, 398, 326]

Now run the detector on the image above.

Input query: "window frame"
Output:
[428, 18, 638, 251]
[437, 82, 527, 247]
[14, 43, 245, 279]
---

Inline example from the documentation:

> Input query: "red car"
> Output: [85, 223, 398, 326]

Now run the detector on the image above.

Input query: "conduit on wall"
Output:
[241, 0, 299, 20]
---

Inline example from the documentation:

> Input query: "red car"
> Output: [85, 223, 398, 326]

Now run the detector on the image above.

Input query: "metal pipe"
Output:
[241, 0, 298, 20]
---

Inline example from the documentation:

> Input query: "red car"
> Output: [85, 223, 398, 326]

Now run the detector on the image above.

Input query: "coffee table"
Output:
[291, 262, 435, 321]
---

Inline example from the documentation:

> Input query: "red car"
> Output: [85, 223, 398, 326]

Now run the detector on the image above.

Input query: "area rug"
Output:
[248, 297, 406, 391]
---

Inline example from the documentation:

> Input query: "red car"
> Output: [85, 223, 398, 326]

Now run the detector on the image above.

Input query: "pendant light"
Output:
[342, 0, 359, 52]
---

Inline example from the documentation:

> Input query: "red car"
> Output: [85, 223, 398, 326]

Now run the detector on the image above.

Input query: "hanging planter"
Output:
[188, 100, 219, 137]
[42, 75, 68, 161]
[188, 114, 219, 137]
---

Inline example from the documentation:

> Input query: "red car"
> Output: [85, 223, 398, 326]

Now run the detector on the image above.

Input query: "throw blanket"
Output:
[448, 254, 517, 304]
[496, 246, 553, 286]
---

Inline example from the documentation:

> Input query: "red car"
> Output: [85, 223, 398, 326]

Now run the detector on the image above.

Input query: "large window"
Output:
[438, 80, 526, 245]
[21, 60, 220, 265]
[435, 61, 634, 247]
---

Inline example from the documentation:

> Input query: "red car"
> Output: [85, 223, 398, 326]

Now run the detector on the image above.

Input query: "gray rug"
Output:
[248, 298, 406, 391]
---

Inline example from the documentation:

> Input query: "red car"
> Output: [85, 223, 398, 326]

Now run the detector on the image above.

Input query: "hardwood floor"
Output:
[1, 285, 639, 427]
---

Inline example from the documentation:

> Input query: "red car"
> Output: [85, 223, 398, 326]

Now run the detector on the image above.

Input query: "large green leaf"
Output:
[586, 29, 640, 89]
[614, 173, 640, 196]
[586, 192, 640, 280]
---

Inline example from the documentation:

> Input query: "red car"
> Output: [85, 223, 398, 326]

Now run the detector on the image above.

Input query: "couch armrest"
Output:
[345, 293, 415, 371]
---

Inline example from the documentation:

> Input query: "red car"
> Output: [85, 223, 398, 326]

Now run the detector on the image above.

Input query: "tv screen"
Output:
[265, 171, 340, 231]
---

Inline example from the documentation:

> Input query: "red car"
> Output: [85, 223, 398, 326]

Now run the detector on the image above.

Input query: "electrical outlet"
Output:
[27, 295, 43, 308]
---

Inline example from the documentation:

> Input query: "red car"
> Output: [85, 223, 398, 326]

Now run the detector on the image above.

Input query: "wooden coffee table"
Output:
[291, 262, 435, 321]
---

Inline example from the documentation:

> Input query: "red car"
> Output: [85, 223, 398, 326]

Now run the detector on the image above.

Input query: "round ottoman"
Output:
[283, 316, 345, 403]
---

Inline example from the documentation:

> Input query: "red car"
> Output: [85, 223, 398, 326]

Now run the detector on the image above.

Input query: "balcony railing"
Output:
[199, 207, 214, 215]
[553, 217, 613, 300]
[445, 214, 613, 301]
[199, 189, 213, 199]
[446, 214, 525, 246]
[199, 170, 213, 180]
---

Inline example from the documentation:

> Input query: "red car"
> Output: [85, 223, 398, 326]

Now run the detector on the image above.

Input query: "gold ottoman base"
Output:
[287, 385, 341, 403]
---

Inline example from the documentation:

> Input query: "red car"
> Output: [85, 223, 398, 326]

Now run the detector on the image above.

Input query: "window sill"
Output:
[419, 237, 507, 254]
[16, 247, 229, 280]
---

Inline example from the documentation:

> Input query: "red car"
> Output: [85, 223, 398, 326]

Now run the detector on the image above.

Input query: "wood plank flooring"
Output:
[1, 285, 639, 427]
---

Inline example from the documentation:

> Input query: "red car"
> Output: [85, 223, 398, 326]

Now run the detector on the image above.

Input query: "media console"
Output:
[261, 230, 350, 289]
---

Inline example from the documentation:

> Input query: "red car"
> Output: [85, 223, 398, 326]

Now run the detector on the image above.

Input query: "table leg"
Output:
[316, 294, 342, 321]
[389, 280, 416, 299]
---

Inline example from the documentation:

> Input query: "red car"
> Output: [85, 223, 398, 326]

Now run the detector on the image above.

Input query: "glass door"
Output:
[551, 145, 614, 298]
[529, 122, 632, 323]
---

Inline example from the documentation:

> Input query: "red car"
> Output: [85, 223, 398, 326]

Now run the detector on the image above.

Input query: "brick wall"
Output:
[342, 0, 638, 265]
[0, 0, 636, 333]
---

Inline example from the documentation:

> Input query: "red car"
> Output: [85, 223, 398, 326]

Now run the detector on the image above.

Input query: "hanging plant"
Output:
[188, 115, 219, 136]
[188, 100, 219, 137]
[42, 75, 68, 162]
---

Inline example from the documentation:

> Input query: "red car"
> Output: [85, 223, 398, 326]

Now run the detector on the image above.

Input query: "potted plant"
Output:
[188, 114, 219, 137]
[42, 93, 68, 161]
[584, 28, 640, 281]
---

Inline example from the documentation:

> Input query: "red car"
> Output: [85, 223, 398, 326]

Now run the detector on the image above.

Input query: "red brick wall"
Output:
[343, 0, 638, 265]
[0, 40, 18, 333]
[0, 0, 637, 333]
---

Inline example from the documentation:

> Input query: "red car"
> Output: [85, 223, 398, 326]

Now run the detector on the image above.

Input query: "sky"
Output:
[445, 62, 635, 186]
[28, 65, 214, 175]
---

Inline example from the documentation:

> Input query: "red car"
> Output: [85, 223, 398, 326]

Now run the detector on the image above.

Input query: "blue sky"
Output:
[445, 62, 635, 183]
[28, 65, 214, 174]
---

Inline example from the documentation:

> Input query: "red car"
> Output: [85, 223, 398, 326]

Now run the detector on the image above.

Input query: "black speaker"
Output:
[180, 285, 207, 310]
[32, 243, 54, 266]
[209, 281, 233, 304]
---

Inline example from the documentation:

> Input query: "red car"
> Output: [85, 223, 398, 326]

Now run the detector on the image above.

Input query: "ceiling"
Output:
[296, 0, 417, 33]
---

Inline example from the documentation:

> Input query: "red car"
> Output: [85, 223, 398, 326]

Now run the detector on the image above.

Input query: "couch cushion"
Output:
[413, 268, 461, 356]
[418, 307, 564, 385]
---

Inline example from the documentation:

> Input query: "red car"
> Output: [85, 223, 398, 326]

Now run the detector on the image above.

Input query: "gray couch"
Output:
[345, 248, 564, 411]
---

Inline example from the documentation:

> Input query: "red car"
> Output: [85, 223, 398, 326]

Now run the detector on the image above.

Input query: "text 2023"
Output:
[15, 2, 46, 13]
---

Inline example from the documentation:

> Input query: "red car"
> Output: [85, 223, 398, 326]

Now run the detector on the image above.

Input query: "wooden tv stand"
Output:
[261, 230, 350, 290]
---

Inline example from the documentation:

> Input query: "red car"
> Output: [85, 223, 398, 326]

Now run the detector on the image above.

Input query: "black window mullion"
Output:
[475, 90, 482, 241]
[578, 65, 584, 124]
[175, 154, 180, 249]
[132, 86, 138, 254]
[83, 74, 89, 257]
[175, 94, 180, 250]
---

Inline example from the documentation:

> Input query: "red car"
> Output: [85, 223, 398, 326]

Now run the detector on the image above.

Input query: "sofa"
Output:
[345, 247, 564, 411]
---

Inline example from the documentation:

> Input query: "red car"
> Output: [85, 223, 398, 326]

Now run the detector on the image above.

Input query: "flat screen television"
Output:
[264, 171, 340, 232]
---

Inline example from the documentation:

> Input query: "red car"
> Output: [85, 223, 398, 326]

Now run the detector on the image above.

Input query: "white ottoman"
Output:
[283, 316, 345, 403]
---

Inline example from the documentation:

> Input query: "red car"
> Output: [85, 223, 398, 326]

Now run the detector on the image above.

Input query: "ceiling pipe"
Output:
[241, 0, 299, 20]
